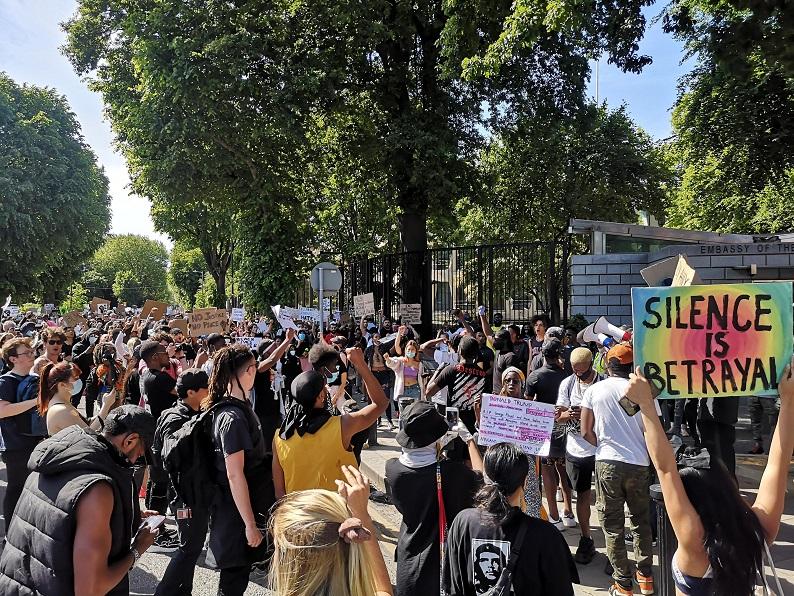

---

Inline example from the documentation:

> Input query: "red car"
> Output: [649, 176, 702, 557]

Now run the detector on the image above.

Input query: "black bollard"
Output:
[650, 483, 676, 596]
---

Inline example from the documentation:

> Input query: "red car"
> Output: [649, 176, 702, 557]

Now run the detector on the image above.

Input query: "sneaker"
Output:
[749, 442, 764, 455]
[556, 487, 563, 502]
[609, 583, 633, 596]
[369, 490, 392, 504]
[635, 571, 654, 595]
[562, 512, 577, 528]
[150, 528, 180, 552]
[548, 516, 565, 531]
[574, 536, 596, 564]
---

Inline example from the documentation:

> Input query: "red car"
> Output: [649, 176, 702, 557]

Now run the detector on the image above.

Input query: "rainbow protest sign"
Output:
[631, 282, 793, 398]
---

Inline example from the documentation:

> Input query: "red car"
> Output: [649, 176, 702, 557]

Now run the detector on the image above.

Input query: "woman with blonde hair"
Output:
[269, 465, 392, 596]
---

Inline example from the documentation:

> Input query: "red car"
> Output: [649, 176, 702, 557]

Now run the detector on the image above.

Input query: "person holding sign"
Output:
[623, 361, 794, 596]
[580, 344, 655, 596]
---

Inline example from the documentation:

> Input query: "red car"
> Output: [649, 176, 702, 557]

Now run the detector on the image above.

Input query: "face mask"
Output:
[438, 344, 448, 352]
[406, 350, 416, 359]
[326, 372, 339, 384]
[298, 333, 306, 341]
[71, 378, 83, 396]
[576, 369, 592, 380]
[88, 336, 98, 345]
[289, 349, 296, 357]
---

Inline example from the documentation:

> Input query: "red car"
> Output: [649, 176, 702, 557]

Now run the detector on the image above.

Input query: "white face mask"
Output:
[406, 350, 416, 359]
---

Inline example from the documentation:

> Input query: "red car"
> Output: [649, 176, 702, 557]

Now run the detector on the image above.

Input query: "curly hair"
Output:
[201, 344, 255, 411]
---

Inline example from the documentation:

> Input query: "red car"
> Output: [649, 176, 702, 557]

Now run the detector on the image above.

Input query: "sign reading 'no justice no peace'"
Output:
[631, 282, 794, 399]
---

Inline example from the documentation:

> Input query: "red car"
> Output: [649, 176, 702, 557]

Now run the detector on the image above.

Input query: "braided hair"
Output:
[201, 344, 255, 411]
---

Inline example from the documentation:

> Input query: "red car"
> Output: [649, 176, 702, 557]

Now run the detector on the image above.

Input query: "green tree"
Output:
[193, 273, 218, 309]
[0, 72, 111, 301]
[664, 1, 794, 233]
[168, 240, 206, 310]
[59, 282, 88, 314]
[86, 235, 169, 304]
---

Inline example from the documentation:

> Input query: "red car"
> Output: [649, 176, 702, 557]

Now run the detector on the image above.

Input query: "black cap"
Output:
[105, 405, 156, 462]
[176, 368, 209, 397]
[396, 401, 449, 449]
[291, 371, 326, 408]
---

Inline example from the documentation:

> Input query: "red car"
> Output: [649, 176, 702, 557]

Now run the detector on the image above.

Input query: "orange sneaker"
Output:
[609, 583, 633, 596]
[636, 571, 654, 595]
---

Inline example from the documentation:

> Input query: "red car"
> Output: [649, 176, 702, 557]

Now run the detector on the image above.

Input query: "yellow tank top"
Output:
[275, 416, 358, 493]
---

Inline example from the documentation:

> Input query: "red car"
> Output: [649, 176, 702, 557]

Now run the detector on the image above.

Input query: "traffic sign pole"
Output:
[318, 267, 325, 339]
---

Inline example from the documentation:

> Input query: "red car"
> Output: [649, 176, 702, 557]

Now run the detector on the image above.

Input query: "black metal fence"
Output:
[294, 239, 570, 329]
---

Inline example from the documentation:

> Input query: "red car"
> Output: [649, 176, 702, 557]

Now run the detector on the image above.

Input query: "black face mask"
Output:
[575, 369, 593, 380]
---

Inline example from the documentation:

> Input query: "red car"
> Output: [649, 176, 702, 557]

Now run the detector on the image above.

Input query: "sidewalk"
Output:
[361, 423, 794, 595]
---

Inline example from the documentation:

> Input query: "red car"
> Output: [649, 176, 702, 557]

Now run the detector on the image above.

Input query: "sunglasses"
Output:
[47, 340, 63, 345]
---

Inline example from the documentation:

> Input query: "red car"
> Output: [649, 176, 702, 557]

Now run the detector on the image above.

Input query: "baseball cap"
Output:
[396, 401, 449, 449]
[105, 405, 156, 462]
[176, 368, 209, 397]
[291, 370, 326, 408]
[367, 322, 377, 332]
[606, 343, 634, 365]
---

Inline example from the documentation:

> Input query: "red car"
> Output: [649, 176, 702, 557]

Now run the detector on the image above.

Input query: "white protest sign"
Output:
[230, 307, 246, 322]
[322, 298, 331, 309]
[44, 304, 55, 314]
[477, 393, 556, 456]
[2, 296, 10, 310]
[282, 307, 300, 320]
[271, 305, 299, 330]
[353, 293, 375, 317]
[298, 306, 319, 321]
[399, 303, 422, 324]
[256, 319, 270, 334]
[236, 336, 263, 350]
[8, 305, 19, 318]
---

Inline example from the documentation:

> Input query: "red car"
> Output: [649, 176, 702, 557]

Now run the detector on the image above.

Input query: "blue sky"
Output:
[0, 2, 688, 243]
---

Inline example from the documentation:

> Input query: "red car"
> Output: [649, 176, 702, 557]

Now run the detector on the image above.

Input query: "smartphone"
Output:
[142, 515, 166, 531]
[618, 396, 640, 417]
[446, 406, 459, 429]
[434, 403, 447, 417]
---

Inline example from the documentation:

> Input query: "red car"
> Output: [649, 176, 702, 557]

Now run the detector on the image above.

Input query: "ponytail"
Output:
[201, 344, 255, 411]
[37, 361, 80, 416]
[475, 443, 529, 520]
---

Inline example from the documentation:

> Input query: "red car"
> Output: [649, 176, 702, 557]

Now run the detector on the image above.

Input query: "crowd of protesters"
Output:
[0, 301, 790, 596]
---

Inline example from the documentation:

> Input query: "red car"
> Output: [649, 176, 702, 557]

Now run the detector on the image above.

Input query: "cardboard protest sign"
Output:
[62, 311, 88, 329]
[271, 306, 299, 330]
[632, 282, 794, 398]
[89, 297, 111, 313]
[116, 302, 127, 316]
[230, 307, 246, 323]
[189, 308, 228, 336]
[671, 255, 702, 287]
[399, 303, 422, 324]
[353, 293, 375, 318]
[168, 319, 189, 335]
[141, 300, 168, 319]
[477, 393, 556, 456]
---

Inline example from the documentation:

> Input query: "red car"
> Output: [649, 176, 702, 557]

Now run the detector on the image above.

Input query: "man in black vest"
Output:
[0, 405, 160, 595]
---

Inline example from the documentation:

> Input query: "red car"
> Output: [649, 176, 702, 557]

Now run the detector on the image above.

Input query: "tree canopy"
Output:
[0, 72, 110, 301]
[85, 234, 169, 305]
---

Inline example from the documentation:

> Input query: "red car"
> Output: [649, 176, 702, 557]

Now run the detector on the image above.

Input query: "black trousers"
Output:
[697, 419, 736, 476]
[2, 447, 36, 532]
[155, 503, 210, 596]
[217, 565, 251, 596]
[146, 461, 171, 515]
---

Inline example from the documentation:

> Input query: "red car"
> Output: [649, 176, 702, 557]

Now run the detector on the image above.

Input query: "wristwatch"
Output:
[129, 547, 141, 569]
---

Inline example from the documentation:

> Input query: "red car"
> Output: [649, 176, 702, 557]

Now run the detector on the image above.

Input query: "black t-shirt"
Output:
[443, 507, 578, 596]
[141, 368, 177, 420]
[0, 372, 39, 452]
[525, 362, 567, 405]
[477, 347, 494, 393]
[433, 363, 487, 411]
[386, 458, 481, 596]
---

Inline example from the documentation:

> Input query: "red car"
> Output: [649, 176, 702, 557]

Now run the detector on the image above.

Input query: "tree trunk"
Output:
[398, 206, 432, 338]
[211, 268, 227, 309]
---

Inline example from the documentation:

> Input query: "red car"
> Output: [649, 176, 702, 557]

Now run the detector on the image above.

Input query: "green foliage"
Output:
[59, 282, 88, 314]
[168, 241, 206, 310]
[456, 103, 670, 243]
[193, 273, 218, 310]
[0, 72, 111, 300]
[86, 235, 169, 304]
[664, 3, 794, 234]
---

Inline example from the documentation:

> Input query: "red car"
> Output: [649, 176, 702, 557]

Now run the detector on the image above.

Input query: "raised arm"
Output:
[258, 328, 296, 372]
[454, 309, 474, 336]
[625, 370, 706, 559]
[478, 306, 494, 342]
[341, 348, 388, 445]
[752, 360, 794, 542]
[393, 326, 405, 356]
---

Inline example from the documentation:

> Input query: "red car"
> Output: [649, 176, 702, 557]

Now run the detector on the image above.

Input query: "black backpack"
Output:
[158, 399, 250, 510]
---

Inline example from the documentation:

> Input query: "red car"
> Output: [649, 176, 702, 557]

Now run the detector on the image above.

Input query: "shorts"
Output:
[542, 433, 567, 462]
[541, 455, 566, 467]
[566, 454, 595, 493]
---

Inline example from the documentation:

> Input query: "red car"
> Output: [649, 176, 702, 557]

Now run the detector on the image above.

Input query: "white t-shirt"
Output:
[580, 376, 651, 467]
[556, 374, 598, 459]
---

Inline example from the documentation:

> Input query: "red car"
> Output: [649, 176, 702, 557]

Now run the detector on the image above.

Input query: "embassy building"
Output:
[568, 219, 794, 326]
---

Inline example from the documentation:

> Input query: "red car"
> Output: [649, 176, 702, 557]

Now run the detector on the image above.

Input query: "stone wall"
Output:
[570, 242, 794, 326]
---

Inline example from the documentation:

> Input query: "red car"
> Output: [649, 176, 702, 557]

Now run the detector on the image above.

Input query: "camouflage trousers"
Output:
[595, 460, 654, 586]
